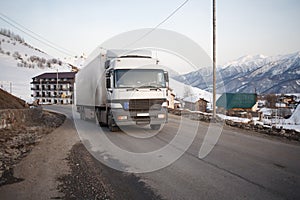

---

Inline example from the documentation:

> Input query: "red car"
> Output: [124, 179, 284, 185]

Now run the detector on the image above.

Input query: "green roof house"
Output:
[216, 93, 258, 114]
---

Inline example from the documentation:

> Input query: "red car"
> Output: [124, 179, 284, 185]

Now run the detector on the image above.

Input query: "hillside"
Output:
[0, 30, 73, 101]
[174, 51, 300, 94]
[0, 88, 27, 109]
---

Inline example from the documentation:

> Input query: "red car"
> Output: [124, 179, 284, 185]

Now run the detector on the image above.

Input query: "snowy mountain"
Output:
[174, 51, 300, 94]
[0, 31, 74, 101]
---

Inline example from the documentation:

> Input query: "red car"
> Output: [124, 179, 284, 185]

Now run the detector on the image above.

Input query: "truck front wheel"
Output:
[108, 111, 119, 132]
[150, 124, 161, 130]
[80, 107, 86, 120]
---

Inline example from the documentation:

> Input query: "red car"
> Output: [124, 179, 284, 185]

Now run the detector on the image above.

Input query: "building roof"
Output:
[183, 96, 208, 103]
[216, 93, 257, 110]
[174, 100, 181, 104]
[32, 72, 76, 80]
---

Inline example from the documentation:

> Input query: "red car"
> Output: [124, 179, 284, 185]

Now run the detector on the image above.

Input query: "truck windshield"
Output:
[115, 69, 166, 88]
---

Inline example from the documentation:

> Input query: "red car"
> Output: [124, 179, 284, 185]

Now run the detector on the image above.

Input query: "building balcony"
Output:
[31, 88, 73, 92]
[32, 94, 73, 99]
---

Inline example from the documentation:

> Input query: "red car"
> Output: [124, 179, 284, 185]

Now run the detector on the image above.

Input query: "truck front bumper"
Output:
[111, 109, 168, 126]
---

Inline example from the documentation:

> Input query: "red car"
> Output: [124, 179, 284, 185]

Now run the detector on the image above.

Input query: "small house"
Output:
[183, 96, 208, 112]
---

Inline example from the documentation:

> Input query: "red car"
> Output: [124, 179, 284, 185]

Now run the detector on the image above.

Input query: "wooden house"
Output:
[183, 96, 208, 112]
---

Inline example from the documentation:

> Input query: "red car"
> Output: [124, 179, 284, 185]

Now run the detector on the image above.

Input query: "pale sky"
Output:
[0, 0, 299, 65]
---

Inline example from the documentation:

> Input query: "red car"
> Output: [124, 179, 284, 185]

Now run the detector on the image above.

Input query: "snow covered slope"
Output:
[0, 33, 72, 101]
[284, 104, 300, 125]
[169, 78, 213, 102]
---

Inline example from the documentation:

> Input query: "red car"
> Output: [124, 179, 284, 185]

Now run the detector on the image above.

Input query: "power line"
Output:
[0, 13, 77, 56]
[0, 15, 74, 57]
[0, 13, 76, 57]
[124, 0, 190, 48]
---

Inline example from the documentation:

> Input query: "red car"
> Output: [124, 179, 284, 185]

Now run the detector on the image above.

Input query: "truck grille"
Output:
[128, 99, 164, 111]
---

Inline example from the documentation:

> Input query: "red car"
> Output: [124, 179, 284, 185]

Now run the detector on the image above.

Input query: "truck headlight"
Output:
[117, 115, 128, 120]
[111, 103, 123, 109]
[158, 114, 166, 119]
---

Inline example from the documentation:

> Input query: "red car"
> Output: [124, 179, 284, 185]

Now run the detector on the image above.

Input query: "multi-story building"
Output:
[31, 72, 76, 104]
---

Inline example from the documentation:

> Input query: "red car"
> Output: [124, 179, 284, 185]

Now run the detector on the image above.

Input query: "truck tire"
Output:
[99, 121, 106, 127]
[94, 109, 102, 126]
[150, 124, 161, 130]
[108, 112, 119, 132]
[95, 109, 106, 127]
[80, 107, 86, 120]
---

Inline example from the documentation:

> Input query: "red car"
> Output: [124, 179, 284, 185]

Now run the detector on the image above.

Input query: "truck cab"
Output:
[103, 55, 169, 131]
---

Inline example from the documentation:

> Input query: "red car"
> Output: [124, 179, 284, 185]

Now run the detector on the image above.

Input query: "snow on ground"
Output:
[260, 105, 300, 132]
[280, 125, 300, 132]
[279, 104, 300, 132]
[217, 107, 300, 132]
[0, 33, 61, 61]
[217, 114, 252, 123]
[284, 104, 300, 125]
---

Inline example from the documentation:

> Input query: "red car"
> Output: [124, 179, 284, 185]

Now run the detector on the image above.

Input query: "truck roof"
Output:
[111, 56, 159, 69]
[107, 49, 152, 58]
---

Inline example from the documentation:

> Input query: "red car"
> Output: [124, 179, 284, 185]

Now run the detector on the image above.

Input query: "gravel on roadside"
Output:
[57, 142, 162, 200]
[0, 110, 66, 186]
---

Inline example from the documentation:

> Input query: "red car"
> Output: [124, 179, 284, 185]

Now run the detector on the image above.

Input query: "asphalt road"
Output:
[46, 105, 300, 200]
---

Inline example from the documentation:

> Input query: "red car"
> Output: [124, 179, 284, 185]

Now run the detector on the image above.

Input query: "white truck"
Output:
[75, 48, 169, 131]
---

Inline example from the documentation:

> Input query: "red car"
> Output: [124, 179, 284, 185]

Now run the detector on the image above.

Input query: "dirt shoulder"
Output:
[0, 110, 66, 186]
[57, 142, 162, 200]
[0, 111, 79, 199]
[0, 89, 27, 109]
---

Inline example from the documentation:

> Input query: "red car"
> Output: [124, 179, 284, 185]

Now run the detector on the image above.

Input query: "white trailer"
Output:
[75, 47, 169, 131]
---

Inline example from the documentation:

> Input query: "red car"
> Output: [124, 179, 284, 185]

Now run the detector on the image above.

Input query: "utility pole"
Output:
[40, 79, 43, 103]
[9, 82, 12, 94]
[212, 0, 217, 120]
[56, 69, 59, 104]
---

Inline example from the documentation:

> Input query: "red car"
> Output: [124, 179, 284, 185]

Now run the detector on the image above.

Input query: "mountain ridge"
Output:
[173, 51, 300, 94]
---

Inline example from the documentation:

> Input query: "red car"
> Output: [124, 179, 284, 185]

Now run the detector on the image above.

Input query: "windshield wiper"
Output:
[139, 85, 162, 91]
[126, 87, 139, 91]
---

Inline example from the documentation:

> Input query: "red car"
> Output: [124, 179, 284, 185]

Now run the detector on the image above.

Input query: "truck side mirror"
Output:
[105, 60, 110, 69]
[106, 71, 111, 88]
[106, 77, 111, 88]
[164, 71, 169, 82]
